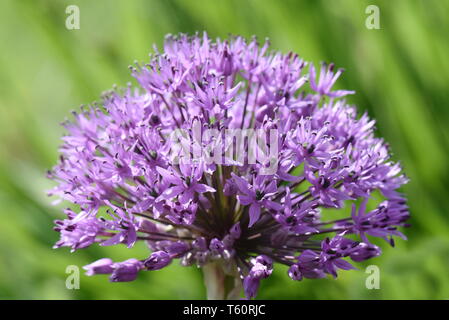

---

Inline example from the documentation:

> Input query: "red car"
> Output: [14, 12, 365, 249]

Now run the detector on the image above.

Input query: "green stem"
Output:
[202, 262, 242, 300]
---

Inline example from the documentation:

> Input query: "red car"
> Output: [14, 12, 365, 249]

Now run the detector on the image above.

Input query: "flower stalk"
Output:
[202, 262, 242, 300]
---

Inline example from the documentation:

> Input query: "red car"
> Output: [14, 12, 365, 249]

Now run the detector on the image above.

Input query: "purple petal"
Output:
[248, 204, 261, 227]
[193, 183, 216, 193]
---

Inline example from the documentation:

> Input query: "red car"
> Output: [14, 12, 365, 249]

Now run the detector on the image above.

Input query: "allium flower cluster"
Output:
[48, 33, 409, 299]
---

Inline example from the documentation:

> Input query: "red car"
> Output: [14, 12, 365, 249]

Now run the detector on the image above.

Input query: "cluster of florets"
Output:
[48, 33, 409, 299]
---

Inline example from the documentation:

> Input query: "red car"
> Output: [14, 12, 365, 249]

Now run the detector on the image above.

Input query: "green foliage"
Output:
[0, 0, 448, 299]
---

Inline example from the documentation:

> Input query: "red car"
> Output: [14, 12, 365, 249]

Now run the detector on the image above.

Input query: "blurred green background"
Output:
[1, 0, 449, 299]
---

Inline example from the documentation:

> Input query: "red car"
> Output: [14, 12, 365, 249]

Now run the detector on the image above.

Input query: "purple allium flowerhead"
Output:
[48, 33, 410, 299]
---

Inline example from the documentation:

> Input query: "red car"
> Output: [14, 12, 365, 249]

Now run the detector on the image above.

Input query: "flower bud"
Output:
[83, 258, 114, 276]
[109, 259, 143, 282]
[144, 251, 172, 270]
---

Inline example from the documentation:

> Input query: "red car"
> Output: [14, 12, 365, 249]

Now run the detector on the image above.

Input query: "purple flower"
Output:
[99, 202, 138, 248]
[350, 242, 381, 262]
[309, 63, 355, 98]
[286, 118, 338, 168]
[288, 250, 326, 280]
[243, 276, 261, 300]
[53, 210, 105, 252]
[83, 258, 114, 276]
[229, 222, 241, 239]
[49, 33, 409, 299]
[243, 255, 273, 299]
[348, 198, 409, 245]
[144, 251, 172, 270]
[110, 259, 143, 282]
[164, 201, 198, 225]
[209, 238, 225, 255]
[274, 187, 318, 234]
[232, 173, 282, 227]
[156, 164, 216, 205]
[320, 237, 357, 278]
